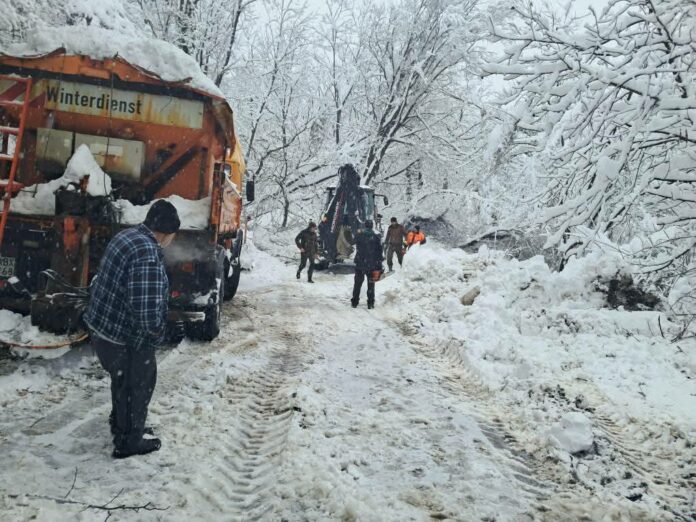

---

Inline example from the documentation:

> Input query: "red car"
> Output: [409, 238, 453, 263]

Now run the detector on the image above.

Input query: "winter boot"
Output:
[112, 437, 161, 459]
[367, 302, 374, 309]
[351, 299, 358, 308]
[307, 279, 314, 283]
[296, 270, 301, 279]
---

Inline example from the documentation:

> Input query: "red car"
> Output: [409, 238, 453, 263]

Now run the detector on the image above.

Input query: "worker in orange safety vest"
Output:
[406, 225, 426, 249]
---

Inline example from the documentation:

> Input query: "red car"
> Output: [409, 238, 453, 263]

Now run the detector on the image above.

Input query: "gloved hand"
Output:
[165, 320, 186, 346]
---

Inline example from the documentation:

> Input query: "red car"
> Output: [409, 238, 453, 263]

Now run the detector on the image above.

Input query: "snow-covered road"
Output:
[0, 242, 694, 521]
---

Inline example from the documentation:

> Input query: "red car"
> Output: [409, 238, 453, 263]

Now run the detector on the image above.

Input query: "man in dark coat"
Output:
[295, 221, 318, 283]
[385, 217, 407, 271]
[84, 200, 181, 459]
[351, 220, 383, 309]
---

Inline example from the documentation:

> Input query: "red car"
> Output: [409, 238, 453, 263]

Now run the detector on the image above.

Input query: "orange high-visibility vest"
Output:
[406, 231, 425, 246]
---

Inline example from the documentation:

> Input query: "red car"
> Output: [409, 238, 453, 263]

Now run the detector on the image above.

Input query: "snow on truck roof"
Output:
[0, 26, 224, 99]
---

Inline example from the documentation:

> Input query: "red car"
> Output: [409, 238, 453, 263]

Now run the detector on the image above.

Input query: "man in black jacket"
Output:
[295, 221, 318, 283]
[351, 220, 383, 309]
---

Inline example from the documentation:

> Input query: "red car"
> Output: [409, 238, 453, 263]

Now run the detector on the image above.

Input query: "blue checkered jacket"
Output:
[85, 224, 168, 347]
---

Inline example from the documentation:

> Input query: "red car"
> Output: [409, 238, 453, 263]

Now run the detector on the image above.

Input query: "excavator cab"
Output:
[323, 187, 377, 227]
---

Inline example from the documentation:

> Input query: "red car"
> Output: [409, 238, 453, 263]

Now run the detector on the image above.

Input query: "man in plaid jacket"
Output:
[85, 200, 180, 459]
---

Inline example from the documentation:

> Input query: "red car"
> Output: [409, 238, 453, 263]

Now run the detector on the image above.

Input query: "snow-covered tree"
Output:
[232, 0, 321, 228]
[356, 0, 480, 185]
[134, 0, 258, 85]
[484, 0, 696, 279]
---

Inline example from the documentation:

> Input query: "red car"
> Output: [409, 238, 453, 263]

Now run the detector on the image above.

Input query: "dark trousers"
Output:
[386, 244, 404, 269]
[352, 270, 375, 305]
[92, 333, 157, 449]
[298, 253, 314, 280]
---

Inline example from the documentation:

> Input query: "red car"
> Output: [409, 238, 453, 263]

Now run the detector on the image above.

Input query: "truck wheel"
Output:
[224, 261, 241, 301]
[188, 277, 224, 341]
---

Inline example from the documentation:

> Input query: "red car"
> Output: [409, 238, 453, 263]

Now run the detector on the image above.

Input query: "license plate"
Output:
[0, 256, 15, 277]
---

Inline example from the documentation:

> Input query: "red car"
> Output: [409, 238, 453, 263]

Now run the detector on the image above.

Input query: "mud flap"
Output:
[224, 231, 244, 300]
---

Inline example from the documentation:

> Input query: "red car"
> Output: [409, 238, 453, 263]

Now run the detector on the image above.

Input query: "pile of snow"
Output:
[380, 242, 696, 448]
[64, 144, 112, 196]
[237, 231, 294, 291]
[1, 26, 223, 98]
[0, 309, 69, 359]
[115, 195, 211, 230]
[11, 144, 112, 215]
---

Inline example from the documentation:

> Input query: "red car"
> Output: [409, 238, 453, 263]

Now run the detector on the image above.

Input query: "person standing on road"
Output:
[84, 200, 182, 459]
[295, 221, 318, 283]
[385, 217, 407, 271]
[351, 220, 383, 309]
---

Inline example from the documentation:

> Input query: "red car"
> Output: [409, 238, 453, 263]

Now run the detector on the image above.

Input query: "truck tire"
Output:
[187, 251, 225, 341]
[188, 277, 223, 341]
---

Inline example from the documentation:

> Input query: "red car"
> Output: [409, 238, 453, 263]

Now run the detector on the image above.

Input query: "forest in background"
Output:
[2, 0, 695, 319]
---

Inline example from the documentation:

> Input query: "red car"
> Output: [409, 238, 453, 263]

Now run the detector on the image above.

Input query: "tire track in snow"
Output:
[213, 347, 303, 519]
[392, 315, 683, 520]
[563, 383, 696, 521]
[163, 290, 310, 519]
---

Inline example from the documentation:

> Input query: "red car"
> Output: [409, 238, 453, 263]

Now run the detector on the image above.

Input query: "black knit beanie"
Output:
[144, 200, 181, 234]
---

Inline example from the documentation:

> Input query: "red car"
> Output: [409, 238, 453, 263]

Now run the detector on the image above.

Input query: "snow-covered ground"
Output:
[0, 238, 694, 520]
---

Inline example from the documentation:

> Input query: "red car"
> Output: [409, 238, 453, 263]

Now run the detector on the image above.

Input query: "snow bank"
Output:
[380, 242, 696, 442]
[115, 195, 210, 230]
[237, 231, 294, 291]
[11, 144, 112, 215]
[1, 25, 223, 98]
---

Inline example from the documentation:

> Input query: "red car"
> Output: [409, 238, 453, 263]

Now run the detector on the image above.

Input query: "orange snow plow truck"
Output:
[0, 30, 253, 341]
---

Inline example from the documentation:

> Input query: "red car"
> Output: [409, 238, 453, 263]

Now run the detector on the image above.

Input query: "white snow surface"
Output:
[548, 412, 594, 454]
[0, 236, 693, 520]
[11, 144, 112, 215]
[1, 25, 224, 98]
[115, 195, 211, 230]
